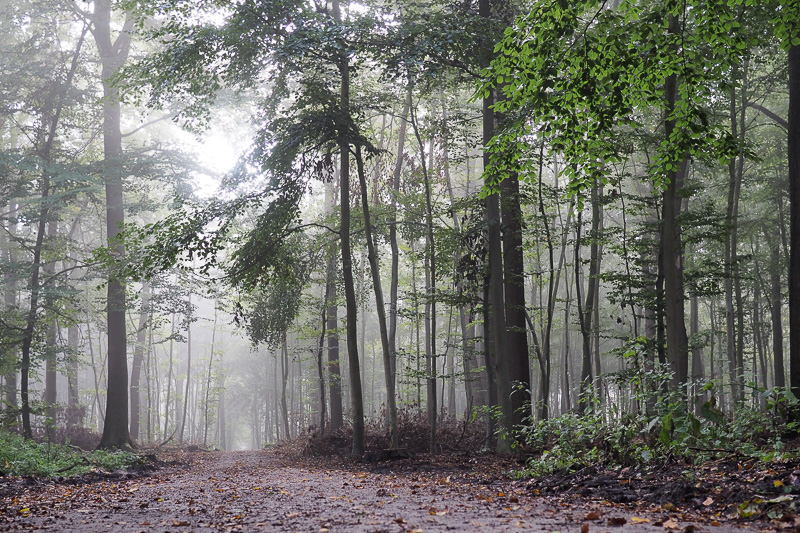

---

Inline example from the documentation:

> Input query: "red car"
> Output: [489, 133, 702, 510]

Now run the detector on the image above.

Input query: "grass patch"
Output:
[0, 429, 142, 478]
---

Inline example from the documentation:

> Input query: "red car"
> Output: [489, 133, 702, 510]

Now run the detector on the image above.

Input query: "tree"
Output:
[91, 0, 134, 449]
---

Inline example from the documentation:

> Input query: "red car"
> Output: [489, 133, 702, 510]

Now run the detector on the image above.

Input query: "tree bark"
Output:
[94, 0, 133, 449]
[788, 43, 800, 403]
[661, 14, 690, 393]
[332, 0, 364, 456]
[129, 283, 150, 442]
[354, 146, 398, 447]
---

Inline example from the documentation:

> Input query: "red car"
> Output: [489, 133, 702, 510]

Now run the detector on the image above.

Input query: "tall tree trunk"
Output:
[179, 294, 192, 444]
[574, 211, 593, 413]
[281, 334, 290, 439]
[480, 0, 512, 453]
[661, 14, 690, 393]
[330, 0, 364, 454]
[94, 0, 133, 449]
[2, 204, 18, 421]
[354, 146, 398, 447]
[388, 88, 411, 436]
[725, 63, 748, 406]
[164, 313, 176, 441]
[44, 221, 57, 441]
[501, 168, 530, 428]
[788, 43, 800, 402]
[315, 290, 328, 435]
[771, 242, 786, 388]
[203, 307, 218, 446]
[130, 283, 151, 442]
[410, 108, 438, 452]
[326, 262, 344, 430]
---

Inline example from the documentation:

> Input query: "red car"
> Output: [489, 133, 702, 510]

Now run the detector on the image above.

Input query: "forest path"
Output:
[0, 449, 762, 532]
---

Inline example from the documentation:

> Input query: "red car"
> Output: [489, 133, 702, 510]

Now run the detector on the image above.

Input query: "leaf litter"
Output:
[0, 448, 788, 532]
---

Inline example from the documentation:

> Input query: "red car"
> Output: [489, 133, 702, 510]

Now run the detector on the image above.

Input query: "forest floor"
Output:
[0, 447, 797, 532]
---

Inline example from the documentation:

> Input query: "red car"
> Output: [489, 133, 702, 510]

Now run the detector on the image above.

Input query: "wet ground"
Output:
[0, 449, 784, 532]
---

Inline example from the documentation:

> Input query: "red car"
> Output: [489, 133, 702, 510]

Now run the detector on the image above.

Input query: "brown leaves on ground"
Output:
[0, 448, 784, 532]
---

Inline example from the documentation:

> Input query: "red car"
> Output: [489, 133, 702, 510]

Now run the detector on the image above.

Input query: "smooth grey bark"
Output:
[281, 334, 290, 439]
[315, 290, 327, 435]
[129, 283, 150, 442]
[203, 307, 218, 446]
[388, 88, 411, 443]
[179, 294, 192, 444]
[2, 205, 18, 420]
[94, 0, 134, 449]
[332, 0, 364, 456]
[44, 221, 57, 441]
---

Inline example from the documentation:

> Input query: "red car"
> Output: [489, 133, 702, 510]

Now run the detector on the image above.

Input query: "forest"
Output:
[1, 0, 800, 486]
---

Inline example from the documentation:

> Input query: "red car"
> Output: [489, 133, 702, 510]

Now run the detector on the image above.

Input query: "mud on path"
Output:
[0, 449, 766, 532]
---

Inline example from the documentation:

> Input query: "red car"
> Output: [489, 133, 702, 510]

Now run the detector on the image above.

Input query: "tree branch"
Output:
[748, 102, 788, 130]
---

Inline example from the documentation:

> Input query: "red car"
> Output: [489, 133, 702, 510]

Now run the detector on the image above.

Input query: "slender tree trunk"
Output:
[44, 221, 57, 441]
[355, 146, 398, 447]
[218, 378, 226, 451]
[315, 290, 328, 435]
[771, 242, 786, 388]
[388, 87, 411, 437]
[179, 294, 192, 444]
[164, 314, 176, 441]
[129, 283, 151, 442]
[203, 307, 218, 446]
[2, 205, 18, 421]
[281, 335, 290, 439]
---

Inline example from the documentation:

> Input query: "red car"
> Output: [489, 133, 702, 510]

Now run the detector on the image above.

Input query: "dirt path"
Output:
[0, 450, 766, 532]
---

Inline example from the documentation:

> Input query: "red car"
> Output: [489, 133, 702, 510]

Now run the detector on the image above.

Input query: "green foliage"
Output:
[478, 0, 769, 201]
[516, 378, 799, 477]
[0, 430, 141, 478]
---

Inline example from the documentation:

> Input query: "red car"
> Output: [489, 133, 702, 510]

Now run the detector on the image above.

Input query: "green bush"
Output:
[515, 378, 800, 478]
[0, 429, 141, 477]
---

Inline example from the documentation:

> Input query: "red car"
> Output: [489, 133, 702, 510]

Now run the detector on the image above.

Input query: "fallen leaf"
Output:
[586, 511, 602, 520]
[172, 519, 190, 526]
[581, 523, 589, 533]
[630, 517, 650, 524]
[775, 480, 785, 488]
[662, 518, 680, 530]
[607, 517, 626, 526]
[767, 495, 793, 504]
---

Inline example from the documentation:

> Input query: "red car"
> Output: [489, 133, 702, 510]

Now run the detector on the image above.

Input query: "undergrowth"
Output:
[299, 408, 487, 457]
[0, 429, 141, 477]
[516, 383, 800, 478]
